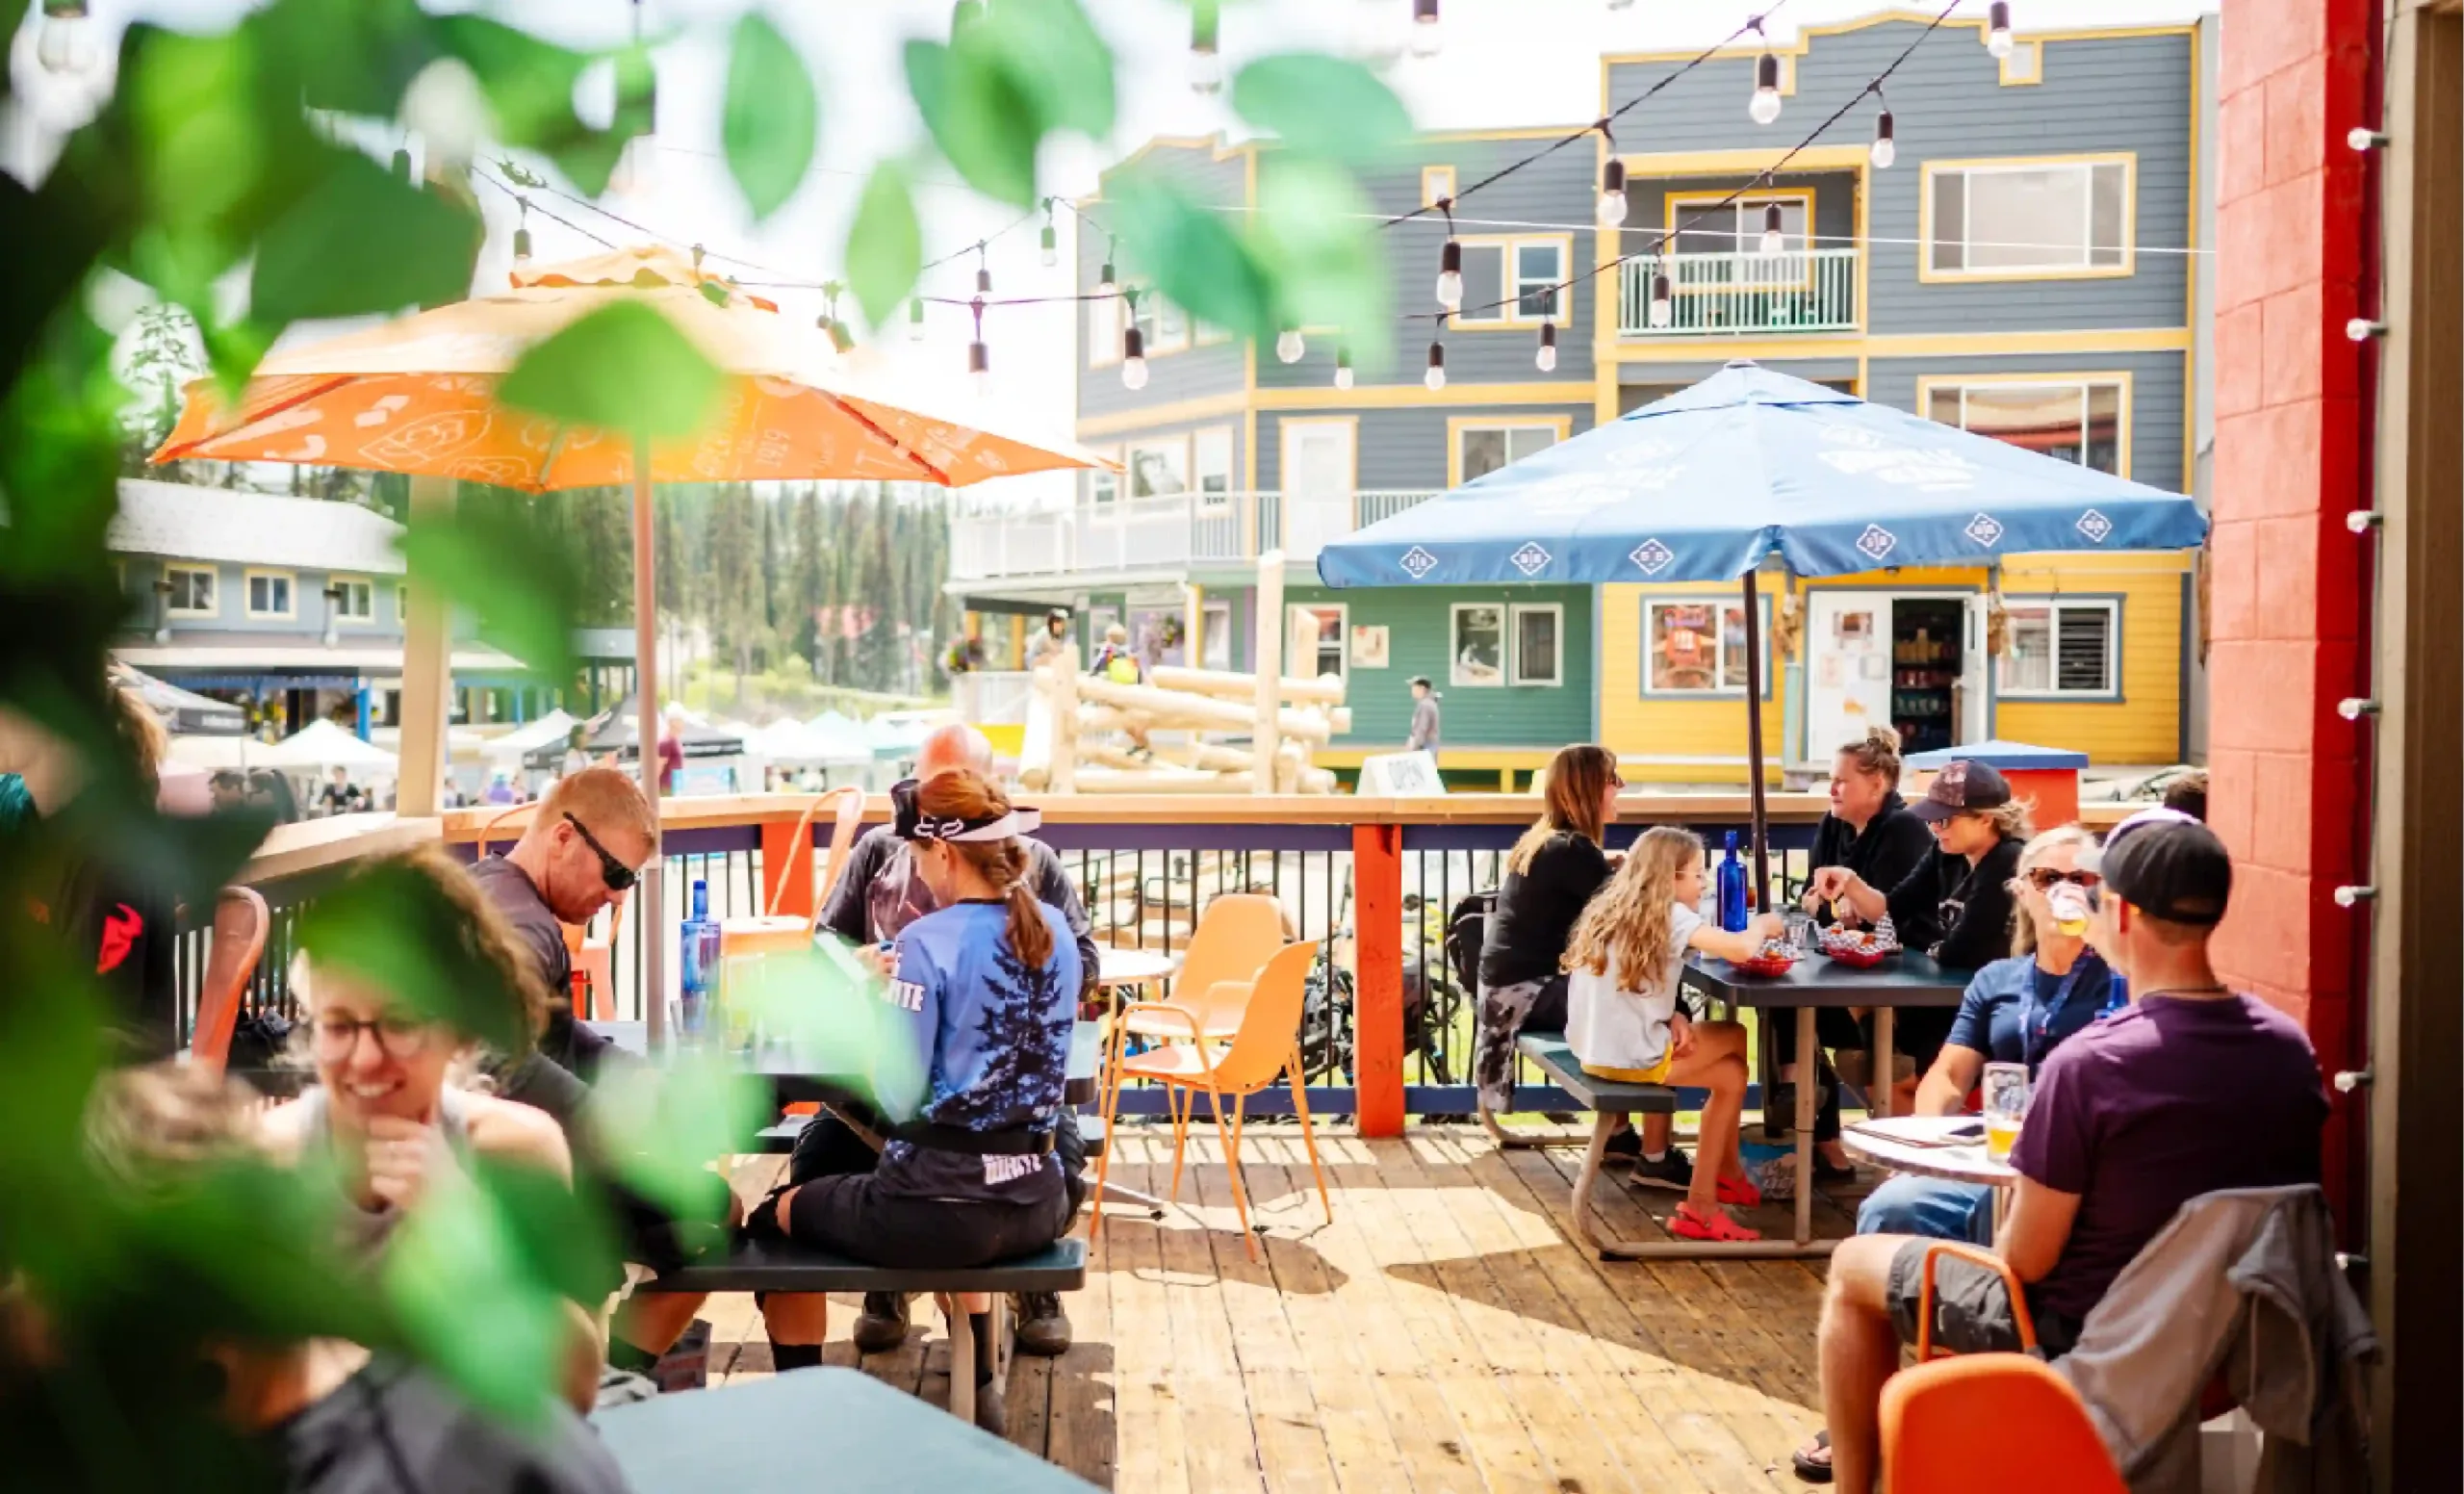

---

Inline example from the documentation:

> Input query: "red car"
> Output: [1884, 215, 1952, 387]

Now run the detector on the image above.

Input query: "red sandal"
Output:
[1717, 1172, 1763, 1209]
[1671, 1201, 1762, 1243]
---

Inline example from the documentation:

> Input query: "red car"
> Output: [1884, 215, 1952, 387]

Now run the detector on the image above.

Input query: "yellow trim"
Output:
[1413, 124, 1600, 143]
[1664, 188, 1817, 290]
[1602, 326, 2193, 362]
[1076, 391, 1250, 438]
[1255, 381, 1599, 411]
[327, 574, 378, 627]
[1917, 152, 2140, 284]
[1422, 165, 1456, 208]
[1447, 414, 1574, 489]
[1913, 371, 2137, 481]
[163, 561, 218, 618]
[1997, 38, 2044, 87]
[243, 567, 297, 621]
[1450, 233, 1576, 328]
[1614, 143, 1871, 176]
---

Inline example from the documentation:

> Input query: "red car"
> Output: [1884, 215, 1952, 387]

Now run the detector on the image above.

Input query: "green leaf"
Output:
[249, 153, 481, 326]
[396, 497, 583, 687]
[844, 162, 921, 330]
[904, 39, 1038, 208]
[129, 29, 266, 231]
[587, 1054, 765, 1224]
[496, 299, 724, 442]
[1232, 54, 1414, 166]
[1107, 171, 1275, 342]
[298, 862, 532, 1052]
[381, 1163, 568, 1424]
[722, 12, 818, 221]
[430, 15, 589, 153]
[1249, 157, 1390, 361]
[975, 0, 1114, 141]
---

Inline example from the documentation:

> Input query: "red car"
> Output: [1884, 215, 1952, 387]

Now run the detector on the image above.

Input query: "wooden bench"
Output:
[1503, 1033, 1811, 1261]
[638, 1238, 1088, 1425]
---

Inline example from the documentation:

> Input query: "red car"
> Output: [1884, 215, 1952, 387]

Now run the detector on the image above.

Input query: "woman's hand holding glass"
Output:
[360, 1114, 459, 1212]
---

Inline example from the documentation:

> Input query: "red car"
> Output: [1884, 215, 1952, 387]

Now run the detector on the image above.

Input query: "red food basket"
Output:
[1734, 952, 1798, 977]
[1824, 944, 1890, 969]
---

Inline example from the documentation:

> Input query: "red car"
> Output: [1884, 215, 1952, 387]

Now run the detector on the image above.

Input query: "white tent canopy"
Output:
[279, 719, 399, 771]
[485, 708, 579, 761]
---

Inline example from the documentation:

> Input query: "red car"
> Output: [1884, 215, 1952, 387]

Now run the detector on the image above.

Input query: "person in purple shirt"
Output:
[1798, 811, 2326, 1492]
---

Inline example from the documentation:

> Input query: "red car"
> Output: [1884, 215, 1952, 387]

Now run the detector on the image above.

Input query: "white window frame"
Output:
[1450, 234, 1572, 327]
[1193, 426, 1235, 505]
[1641, 597, 1767, 699]
[1290, 603, 1347, 683]
[244, 568, 295, 621]
[1919, 374, 2130, 477]
[1921, 155, 2136, 281]
[1450, 417, 1568, 487]
[1507, 603, 1563, 687]
[328, 575, 375, 624]
[1201, 600, 1233, 671]
[1088, 445, 1123, 505]
[1134, 295, 1190, 355]
[163, 563, 218, 618]
[1450, 602, 1508, 688]
[1996, 597, 2121, 700]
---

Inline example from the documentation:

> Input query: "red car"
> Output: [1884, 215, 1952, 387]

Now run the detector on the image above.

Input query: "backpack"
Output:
[1444, 889, 1496, 996]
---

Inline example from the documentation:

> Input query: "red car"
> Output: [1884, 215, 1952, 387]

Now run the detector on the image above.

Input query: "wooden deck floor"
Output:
[701, 1128, 1862, 1493]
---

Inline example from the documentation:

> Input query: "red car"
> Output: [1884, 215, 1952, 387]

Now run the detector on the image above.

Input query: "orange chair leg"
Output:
[1167, 1085, 1193, 1204]
[1205, 1078, 1257, 1261]
[1287, 1045, 1334, 1225]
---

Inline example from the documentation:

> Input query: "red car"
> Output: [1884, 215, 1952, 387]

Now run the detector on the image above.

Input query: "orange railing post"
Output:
[759, 813, 815, 921]
[1351, 821, 1405, 1138]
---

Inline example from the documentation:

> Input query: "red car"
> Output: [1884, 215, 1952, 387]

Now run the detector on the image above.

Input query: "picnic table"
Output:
[1839, 1113, 2021, 1232]
[594, 1366, 1100, 1493]
[1681, 953, 1970, 1249]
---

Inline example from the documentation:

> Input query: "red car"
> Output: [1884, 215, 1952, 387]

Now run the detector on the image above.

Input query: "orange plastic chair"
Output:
[1879, 1353, 2125, 1493]
[190, 887, 269, 1076]
[1099, 940, 1331, 1260]
[1912, 1241, 2038, 1360]
[1099, 892, 1285, 1157]
[720, 786, 867, 958]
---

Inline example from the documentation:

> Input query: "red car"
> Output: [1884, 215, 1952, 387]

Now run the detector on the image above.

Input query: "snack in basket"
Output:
[1737, 933, 1800, 975]
[1817, 920, 1898, 966]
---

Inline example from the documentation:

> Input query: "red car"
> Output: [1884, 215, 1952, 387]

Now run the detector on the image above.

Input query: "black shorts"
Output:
[783, 1115, 1071, 1271]
[1885, 1239, 2082, 1359]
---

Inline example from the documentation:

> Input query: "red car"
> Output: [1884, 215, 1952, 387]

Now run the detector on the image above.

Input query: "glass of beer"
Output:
[2046, 881, 2092, 939]
[1982, 1062, 2030, 1159]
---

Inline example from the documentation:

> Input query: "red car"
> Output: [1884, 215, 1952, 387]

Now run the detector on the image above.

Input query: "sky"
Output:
[12, 0, 2215, 505]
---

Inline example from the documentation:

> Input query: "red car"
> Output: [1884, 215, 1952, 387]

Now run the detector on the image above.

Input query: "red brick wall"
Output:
[2207, 0, 2375, 1216]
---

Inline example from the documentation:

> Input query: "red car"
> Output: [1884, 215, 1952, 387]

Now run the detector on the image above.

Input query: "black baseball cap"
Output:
[2086, 807, 2233, 926]
[1910, 759, 2014, 823]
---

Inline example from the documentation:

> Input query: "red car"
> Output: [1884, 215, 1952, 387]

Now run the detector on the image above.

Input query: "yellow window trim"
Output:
[1447, 414, 1574, 489]
[1422, 165, 1456, 209]
[1663, 188, 1818, 292]
[244, 567, 296, 621]
[163, 562, 218, 617]
[1917, 153, 2139, 284]
[1076, 391, 1250, 438]
[328, 573, 378, 626]
[1613, 144, 1871, 176]
[1448, 233, 1576, 329]
[1913, 371, 2136, 481]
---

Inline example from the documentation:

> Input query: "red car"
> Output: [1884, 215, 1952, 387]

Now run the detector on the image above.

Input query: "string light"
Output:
[1597, 121, 1629, 228]
[37, 1, 99, 77]
[966, 296, 990, 398]
[1334, 346, 1354, 391]
[1758, 201, 1786, 257]
[1121, 322, 1148, 391]
[1986, 2, 2015, 59]
[1535, 322, 1557, 373]
[1750, 50, 1784, 125]
[513, 198, 533, 262]
[394, 145, 415, 183]
[1411, 0, 1443, 60]
[1649, 264, 1673, 328]
[1039, 199, 1058, 268]
[975, 243, 992, 296]
[1435, 201, 1464, 311]
[908, 296, 926, 342]
[1190, 2, 1223, 94]
[1275, 326, 1306, 364]
[1424, 338, 1447, 392]
[1097, 239, 1118, 298]
[817, 283, 855, 353]
[1869, 94, 1897, 169]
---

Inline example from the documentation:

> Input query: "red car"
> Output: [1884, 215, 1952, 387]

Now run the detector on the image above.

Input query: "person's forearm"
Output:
[1840, 878, 1888, 923]
[1912, 1069, 1968, 1116]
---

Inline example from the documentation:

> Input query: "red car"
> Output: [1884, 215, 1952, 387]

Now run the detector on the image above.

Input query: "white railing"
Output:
[1617, 247, 1860, 336]
[948, 490, 1440, 581]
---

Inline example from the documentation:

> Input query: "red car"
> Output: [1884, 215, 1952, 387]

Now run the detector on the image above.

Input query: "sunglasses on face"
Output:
[307, 1014, 435, 1061]
[564, 812, 640, 892]
[2024, 867, 2101, 890]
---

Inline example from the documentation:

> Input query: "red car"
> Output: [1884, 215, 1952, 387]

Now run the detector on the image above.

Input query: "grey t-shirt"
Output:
[1408, 696, 1440, 753]
[818, 826, 1100, 997]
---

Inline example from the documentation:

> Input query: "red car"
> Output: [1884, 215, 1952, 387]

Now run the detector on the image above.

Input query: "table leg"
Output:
[1872, 1006, 1895, 1120]
[1991, 1183, 2012, 1243]
[1794, 1006, 1816, 1247]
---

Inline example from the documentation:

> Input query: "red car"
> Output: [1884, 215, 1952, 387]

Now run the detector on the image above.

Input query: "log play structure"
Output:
[1018, 553, 1349, 795]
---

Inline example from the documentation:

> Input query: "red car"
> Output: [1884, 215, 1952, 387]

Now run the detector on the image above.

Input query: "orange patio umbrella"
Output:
[156, 245, 1112, 1041]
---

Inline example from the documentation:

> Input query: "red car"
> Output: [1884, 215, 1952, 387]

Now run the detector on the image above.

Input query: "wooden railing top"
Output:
[237, 812, 440, 888]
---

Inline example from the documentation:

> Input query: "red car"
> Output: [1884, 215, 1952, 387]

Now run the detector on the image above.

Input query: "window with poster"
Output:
[1997, 597, 2120, 698]
[1450, 603, 1505, 687]
[1201, 600, 1232, 670]
[1289, 604, 1346, 681]
[1508, 603, 1561, 686]
[1125, 439, 1189, 498]
[1642, 597, 1768, 696]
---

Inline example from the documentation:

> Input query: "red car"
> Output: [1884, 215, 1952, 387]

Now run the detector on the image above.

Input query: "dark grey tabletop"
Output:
[594, 1368, 1099, 1492]
[1681, 951, 1973, 1008]
[588, 1018, 1102, 1104]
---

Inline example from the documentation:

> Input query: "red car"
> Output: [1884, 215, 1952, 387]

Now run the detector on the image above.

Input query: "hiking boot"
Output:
[1013, 1292, 1071, 1357]
[852, 1292, 911, 1354]
[1628, 1146, 1696, 1193]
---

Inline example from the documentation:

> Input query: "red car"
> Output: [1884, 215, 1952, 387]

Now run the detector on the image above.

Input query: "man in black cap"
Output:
[1800, 811, 2326, 1491]
[1405, 677, 1440, 761]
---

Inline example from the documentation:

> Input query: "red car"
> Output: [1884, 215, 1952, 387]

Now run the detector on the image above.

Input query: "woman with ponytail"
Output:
[753, 769, 1080, 1433]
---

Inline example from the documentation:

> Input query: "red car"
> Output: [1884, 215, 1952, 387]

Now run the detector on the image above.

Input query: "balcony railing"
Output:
[1617, 247, 1861, 337]
[950, 489, 1439, 582]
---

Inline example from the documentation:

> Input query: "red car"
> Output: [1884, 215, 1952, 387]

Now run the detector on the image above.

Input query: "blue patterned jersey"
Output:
[874, 899, 1081, 1202]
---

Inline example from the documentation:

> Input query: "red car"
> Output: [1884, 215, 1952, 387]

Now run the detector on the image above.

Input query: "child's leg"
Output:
[1663, 1029, 1750, 1213]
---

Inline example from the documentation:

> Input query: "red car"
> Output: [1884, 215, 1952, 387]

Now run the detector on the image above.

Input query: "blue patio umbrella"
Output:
[1315, 361, 2208, 900]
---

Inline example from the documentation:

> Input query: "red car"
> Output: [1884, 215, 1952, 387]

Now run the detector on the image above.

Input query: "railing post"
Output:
[1351, 821, 1406, 1138]
[758, 811, 814, 920]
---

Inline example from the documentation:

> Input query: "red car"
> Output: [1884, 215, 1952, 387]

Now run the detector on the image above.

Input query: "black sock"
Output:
[770, 1340, 824, 1372]
[607, 1338, 660, 1375]
[969, 1312, 997, 1386]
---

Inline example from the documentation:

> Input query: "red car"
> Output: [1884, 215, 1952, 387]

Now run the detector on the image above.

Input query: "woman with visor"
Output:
[750, 769, 1081, 1432]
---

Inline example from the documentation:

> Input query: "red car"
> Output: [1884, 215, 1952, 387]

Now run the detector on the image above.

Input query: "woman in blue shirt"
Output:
[1854, 825, 2111, 1244]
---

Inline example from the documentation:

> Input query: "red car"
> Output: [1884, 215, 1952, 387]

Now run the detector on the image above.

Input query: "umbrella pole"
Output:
[1740, 570, 1772, 913]
[633, 440, 665, 1049]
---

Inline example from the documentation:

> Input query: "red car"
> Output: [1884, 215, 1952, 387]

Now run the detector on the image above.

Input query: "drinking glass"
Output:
[1982, 1062, 2030, 1159]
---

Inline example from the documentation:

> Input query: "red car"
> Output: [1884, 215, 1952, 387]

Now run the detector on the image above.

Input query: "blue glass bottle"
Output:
[1717, 830, 1750, 933]
[679, 877, 720, 1042]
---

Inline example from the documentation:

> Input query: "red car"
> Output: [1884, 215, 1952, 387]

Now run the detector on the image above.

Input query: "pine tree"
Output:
[791, 484, 825, 671]
[853, 485, 898, 691]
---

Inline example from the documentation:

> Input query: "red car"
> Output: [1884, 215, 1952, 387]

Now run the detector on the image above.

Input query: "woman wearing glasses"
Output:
[1852, 825, 2112, 1246]
[257, 844, 604, 1413]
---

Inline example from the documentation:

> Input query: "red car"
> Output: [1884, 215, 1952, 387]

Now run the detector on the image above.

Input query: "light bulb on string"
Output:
[1097, 240, 1118, 298]
[1334, 347, 1354, 391]
[975, 244, 991, 296]
[1189, 2, 1223, 94]
[1598, 155, 1628, 228]
[1276, 326, 1306, 364]
[1040, 200, 1058, 268]
[1120, 326, 1148, 390]
[1987, 3, 2015, 59]
[1649, 267, 1673, 329]
[393, 145, 416, 184]
[1410, 0, 1442, 59]
[908, 296, 927, 343]
[967, 297, 991, 398]
[1424, 339, 1447, 392]
[512, 198, 533, 263]
[1435, 240, 1463, 312]
[37, 1, 99, 78]
[1749, 52, 1783, 125]
[1870, 107, 1896, 169]
[1535, 322, 1557, 374]
[1758, 201, 1786, 257]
